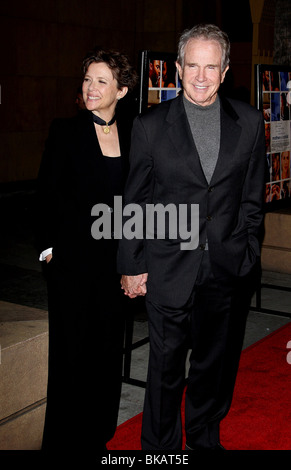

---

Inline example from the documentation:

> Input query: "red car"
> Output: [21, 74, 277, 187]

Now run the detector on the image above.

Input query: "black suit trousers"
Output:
[141, 252, 254, 450]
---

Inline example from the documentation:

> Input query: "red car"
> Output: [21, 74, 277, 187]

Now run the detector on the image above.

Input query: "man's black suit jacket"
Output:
[117, 94, 266, 308]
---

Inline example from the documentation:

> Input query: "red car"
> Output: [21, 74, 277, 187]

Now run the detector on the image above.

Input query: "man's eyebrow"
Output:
[185, 62, 219, 67]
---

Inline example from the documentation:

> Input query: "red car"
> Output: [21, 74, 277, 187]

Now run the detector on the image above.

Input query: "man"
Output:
[117, 24, 266, 450]
[149, 59, 161, 87]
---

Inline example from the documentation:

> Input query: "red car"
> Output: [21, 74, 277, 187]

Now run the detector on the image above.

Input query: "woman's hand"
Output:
[45, 253, 53, 263]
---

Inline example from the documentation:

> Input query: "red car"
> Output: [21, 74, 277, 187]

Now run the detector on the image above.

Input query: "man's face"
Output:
[176, 38, 229, 106]
[150, 60, 161, 85]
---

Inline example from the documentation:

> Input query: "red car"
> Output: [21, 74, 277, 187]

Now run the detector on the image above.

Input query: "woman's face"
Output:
[82, 62, 126, 116]
[272, 154, 280, 175]
[282, 152, 290, 175]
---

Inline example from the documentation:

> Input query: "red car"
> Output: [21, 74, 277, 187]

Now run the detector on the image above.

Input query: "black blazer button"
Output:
[199, 244, 206, 250]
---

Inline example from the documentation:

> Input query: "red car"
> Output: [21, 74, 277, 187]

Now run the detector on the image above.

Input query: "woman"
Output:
[37, 48, 138, 456]
[281, 151, 290, 180]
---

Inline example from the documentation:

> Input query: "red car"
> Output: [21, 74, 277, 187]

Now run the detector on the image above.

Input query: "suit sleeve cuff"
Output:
[39, 248, 53, 261]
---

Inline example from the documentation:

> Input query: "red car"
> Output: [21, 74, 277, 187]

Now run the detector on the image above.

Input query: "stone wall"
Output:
[273, 0, 291, 65]
[0, 0, 254, 184]
[0, 0, 182, 183]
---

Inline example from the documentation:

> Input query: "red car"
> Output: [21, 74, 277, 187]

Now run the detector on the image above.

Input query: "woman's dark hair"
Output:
[82, 48, 138, 93]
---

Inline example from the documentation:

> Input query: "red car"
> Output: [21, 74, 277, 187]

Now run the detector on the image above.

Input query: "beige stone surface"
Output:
[0, 322, 48, 420]
[0, 301, 47, 325]
[263, 211, 291, 249]
[262, 210, 291, 274]
[0, 402, 46, 450]
[0, 301, 48, 448]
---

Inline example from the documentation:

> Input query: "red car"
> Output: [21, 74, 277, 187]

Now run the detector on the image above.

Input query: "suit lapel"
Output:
[74, 110, 101, 160]
[166, 95, 207, 183]
[210, 97, 242, 185]
[165, 95, 242, 186]
[116, 114, 131, 183]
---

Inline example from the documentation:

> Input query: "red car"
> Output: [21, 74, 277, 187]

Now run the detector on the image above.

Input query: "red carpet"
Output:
[108, 322, 291, 450]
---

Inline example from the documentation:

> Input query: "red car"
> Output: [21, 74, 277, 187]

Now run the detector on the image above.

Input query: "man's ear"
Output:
[175, 61, 183, 81]
[221, 65, 229, 84]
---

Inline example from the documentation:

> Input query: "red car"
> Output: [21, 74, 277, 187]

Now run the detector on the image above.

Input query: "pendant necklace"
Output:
[92, 113, 116, 134]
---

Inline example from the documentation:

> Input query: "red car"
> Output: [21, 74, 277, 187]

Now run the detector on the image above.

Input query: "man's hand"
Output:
[121, 273, 148, 298]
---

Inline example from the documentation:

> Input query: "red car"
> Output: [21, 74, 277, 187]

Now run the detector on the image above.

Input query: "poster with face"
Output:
[256, 65, 291, 210]
[139, 51, 181, 113]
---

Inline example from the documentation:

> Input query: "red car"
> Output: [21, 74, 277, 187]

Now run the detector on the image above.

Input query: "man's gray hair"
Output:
[177, 24, 230, 72]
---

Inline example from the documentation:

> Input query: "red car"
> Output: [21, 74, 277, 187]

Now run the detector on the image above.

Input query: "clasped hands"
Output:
[120, 273, 148, 299]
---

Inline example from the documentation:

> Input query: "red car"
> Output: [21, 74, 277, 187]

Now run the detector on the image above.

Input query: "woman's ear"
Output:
[117, 87, 128, 100]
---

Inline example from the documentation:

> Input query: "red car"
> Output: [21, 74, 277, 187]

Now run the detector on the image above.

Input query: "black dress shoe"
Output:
[212, 443, 226, 450]
[185, 443, 226, 450]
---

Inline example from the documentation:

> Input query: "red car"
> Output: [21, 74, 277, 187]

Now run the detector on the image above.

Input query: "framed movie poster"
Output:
[138, 51, 182, 114]
[256, 64, 291, 211]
